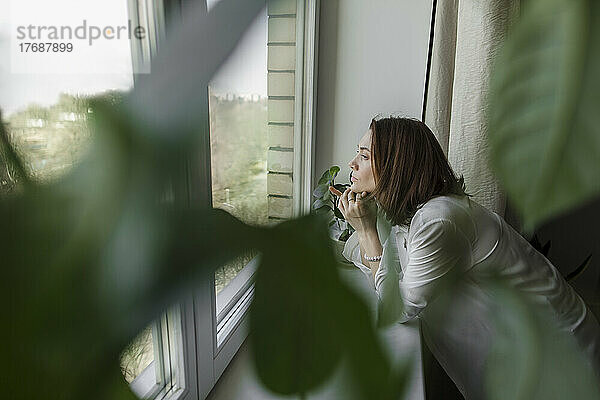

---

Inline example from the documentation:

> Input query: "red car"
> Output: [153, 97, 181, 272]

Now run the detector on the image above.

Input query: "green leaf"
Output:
[318, 169, 331, 185]
[333, 183, 349, 193]
[483, 278, 600, 400]
[334, 207, 345, 220]
[250, 216, 344, 395]
[488, 0, 600, 229]
[338, 228, 351, 242]
[1, 0, 268, 398]
[313, 184, 328, 198]
[329, 165, 340, 181]
[313, 198, 331, 210]
[565, 253, 593, 282]
[250, 215, 408, 399]
[315, 206, 334, 217]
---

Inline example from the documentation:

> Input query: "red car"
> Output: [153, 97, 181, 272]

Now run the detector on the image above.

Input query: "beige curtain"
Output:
[425, 0, 520, 216]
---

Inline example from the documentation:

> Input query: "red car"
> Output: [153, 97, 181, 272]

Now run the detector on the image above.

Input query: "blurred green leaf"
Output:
[1, 0, 268, 398]
[488, 0, 600, 229]
[484, 279, 600, 400]
[250, 216, 343, 394]
[250, 215, 408, 399]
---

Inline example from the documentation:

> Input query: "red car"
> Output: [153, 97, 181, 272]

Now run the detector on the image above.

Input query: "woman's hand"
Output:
[329, 186, 377, 234]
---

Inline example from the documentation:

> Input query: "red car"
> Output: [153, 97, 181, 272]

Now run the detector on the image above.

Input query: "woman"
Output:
[331, 117, 600, 399]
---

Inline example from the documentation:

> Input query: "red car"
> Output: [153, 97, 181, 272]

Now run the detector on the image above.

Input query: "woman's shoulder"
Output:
[408, 194, 472, 235]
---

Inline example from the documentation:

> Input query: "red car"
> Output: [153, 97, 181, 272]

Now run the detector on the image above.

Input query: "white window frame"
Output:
[126, 1, 199, 400]
[190, 0, 320, 399]
[127, 0, 320, 398]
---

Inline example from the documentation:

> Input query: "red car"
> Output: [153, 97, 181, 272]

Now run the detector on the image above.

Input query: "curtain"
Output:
[425, 0, 520, 216]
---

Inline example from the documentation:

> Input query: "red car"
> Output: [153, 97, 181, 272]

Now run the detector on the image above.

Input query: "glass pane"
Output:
[0, 0, 160, 387]
[209, 6, 268, 294]
[4, 95, 97, 183]
[120, 326, 155, 384]
[0, 0, 134, 188]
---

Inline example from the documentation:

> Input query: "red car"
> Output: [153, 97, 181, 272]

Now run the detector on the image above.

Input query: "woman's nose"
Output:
[348, 156, 357, 170]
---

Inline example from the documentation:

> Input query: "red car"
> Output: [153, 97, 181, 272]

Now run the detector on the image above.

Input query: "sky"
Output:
[0, 0, 267, 117]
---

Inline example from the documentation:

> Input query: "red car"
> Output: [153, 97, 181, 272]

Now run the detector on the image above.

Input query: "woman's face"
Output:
[348, 129, 376, 193]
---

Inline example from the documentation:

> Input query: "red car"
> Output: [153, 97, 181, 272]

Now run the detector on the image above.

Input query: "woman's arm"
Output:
[399, 218, 472, 322]
[342, 226, 404, 325]
[358, 228, 383, 279]
[329, 186, 383, 278]
[344, 217, 472, 325]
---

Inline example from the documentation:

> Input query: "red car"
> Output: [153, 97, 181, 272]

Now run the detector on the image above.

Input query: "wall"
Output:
[314, 0, 433, 184]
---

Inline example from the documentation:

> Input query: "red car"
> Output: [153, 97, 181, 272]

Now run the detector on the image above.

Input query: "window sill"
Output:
[216, 255, 259, 320]
[130, 360, 191, 400]
[216, 255, 259, 350]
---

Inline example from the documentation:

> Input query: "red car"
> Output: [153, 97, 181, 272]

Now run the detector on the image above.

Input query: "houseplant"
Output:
[312, 165, 355, 242]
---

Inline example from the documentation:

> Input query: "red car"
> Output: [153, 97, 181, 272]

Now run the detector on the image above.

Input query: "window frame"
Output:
[185, 0, 321, 398]
[125, 1, 199, 400]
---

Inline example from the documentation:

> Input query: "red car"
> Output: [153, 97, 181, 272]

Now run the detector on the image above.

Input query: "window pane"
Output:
[209, 6, 268, 294]
[120, 326, 155, 384]
[0, 0, 160, 388]
[4, 94, 102, 183]
[0, 0, 133, 187]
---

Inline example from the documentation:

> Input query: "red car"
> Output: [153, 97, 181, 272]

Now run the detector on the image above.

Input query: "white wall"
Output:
[314, 0, 433, 183]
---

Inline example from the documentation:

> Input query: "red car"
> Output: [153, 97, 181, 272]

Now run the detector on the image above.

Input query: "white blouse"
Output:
[343, 194, 600, 399]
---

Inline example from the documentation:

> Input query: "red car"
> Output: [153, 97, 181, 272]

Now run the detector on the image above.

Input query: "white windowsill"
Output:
[215, 255, 259, 351]
[216, 255, 259, 321]
[130, 361, 190, 400]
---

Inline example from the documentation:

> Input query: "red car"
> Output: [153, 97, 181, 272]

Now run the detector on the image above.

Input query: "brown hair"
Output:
[366, 117, 468, 226]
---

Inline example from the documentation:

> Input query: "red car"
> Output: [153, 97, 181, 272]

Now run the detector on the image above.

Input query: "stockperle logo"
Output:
[16, 19, 146, 46]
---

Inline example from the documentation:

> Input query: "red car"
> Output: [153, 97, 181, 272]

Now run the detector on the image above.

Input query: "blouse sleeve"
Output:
[342, 225, 405, 325]
[341, 230, 377, 288]
[398, 218, 472, 323]
[342, 217, 472, 325]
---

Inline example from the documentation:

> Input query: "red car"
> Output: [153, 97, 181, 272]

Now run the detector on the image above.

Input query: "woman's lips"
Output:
[351, 176, 358, 182]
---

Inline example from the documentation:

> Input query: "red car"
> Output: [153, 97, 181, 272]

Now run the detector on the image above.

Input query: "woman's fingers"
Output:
[349, 190, 357, 202]
[329, 186, 366, 219]
[329, 186, 343, 197]
[341, 187, 351, 212]
[337, 197, 346, 215]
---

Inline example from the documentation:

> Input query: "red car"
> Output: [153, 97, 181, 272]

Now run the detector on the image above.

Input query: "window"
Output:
[1, 1, 197, 399]
[188, 0, 320, 398]
[1, 0, 318, 398]
[124, 1, 199, 399]
[208, 5, 268, 295]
